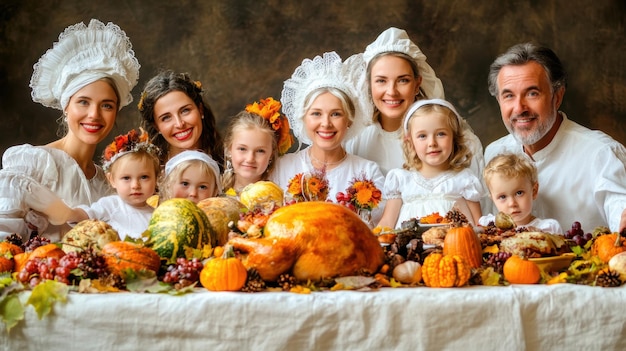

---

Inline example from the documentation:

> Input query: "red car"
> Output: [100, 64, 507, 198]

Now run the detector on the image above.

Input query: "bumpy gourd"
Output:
[238, 181, 284, 209]
[422, 253, 470, 287]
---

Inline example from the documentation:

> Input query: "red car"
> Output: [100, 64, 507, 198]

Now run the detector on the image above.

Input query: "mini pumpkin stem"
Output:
[615, 233, 622, 247]
[223, 244, 236, 259]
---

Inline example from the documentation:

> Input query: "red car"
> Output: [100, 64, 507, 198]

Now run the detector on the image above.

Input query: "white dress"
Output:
[0, 144, 112, 241]
[345, 121, 486, 179]
[77, 195, 154, 240]
[484, 113, 626, 232]
[478, 214, 563, 234]
[271, 147, 386, 221]
[384, 168, 484, 228]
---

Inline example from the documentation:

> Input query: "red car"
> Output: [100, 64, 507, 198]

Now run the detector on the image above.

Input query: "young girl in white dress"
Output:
[271, 52, 385, 220]
[221, 98, 292, 197]
[27, 129, 160, 240]
[377, 99, 484, 229]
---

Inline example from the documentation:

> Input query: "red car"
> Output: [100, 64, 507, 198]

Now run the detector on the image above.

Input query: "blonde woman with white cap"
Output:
[159, 150, 222, 203]
[344, 27, 484, 178]
[271, 51, 385, 220]
[0, 19, 140, 242]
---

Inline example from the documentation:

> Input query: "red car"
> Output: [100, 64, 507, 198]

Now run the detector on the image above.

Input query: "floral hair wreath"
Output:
[245, 97, 294, 156]
[102, 128, 160, 172]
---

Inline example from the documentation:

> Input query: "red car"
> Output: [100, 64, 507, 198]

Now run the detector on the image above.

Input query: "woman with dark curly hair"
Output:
[138, 70, 224, 169]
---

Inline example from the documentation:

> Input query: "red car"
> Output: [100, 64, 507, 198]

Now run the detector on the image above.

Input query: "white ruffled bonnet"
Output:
[361, 27, 445, 100]
[403, 98, 463, 133]
[281, 51, 371, 145]
[165, 150, 221, 190]
[30, 19, 140, 111]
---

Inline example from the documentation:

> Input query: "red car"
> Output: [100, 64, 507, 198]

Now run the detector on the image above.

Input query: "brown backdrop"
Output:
[1, 0, 625, 165]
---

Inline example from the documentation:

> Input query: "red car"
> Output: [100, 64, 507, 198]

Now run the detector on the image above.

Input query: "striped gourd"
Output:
[147, 198, 216, 264]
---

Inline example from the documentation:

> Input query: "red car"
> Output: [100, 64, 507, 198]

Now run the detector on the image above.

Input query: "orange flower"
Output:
[245, 97, 293, 156]
[287, 173, 303, 197]
[342, 175, 382, 211]
[286, 170, 329, 202]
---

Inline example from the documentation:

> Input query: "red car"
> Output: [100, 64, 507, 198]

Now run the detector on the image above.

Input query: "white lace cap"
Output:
[30, 19, 140, 111]
[165, 150, 221, 187]
[281, 51, 370, 145]
[403, 98, 462, 133]
[362, 27, 444, 99]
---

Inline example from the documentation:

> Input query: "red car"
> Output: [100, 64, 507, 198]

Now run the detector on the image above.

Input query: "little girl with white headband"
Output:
[377, 99, 485, 229]
[159, 150, 222, 203]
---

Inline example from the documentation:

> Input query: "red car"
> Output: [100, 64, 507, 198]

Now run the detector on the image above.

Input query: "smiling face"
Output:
[64, 80, 118, 145]
[369, 55, 421, 130]
[304, 92, 350, 152]
[170, 162, 218, 203]
[229, 127, 273, 188]
[495, 61, 564, 149]
[107, 154, 157, 208]
[408, 111, 454, 173]
[153, 91, 204, 157]
[488, 173, 538, 226]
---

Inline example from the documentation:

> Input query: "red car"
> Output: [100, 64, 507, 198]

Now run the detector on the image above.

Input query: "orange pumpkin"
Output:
[101, 241, 162, 276]
[200, 247, 247, 291]
[591, 233, 626, 263]
[422, 253, 471, 287]
[0, 257, 13, 273]
[0, 241, 24, 257]
[443, 225, 483, 268]
[503, 254, 541, 284]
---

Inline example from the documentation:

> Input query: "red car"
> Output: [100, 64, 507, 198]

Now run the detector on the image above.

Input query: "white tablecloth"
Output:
[2, 284, 625, 351]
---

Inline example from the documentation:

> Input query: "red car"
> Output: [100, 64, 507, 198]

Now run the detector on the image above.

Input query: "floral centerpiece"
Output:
[286, 169, 330, 203]
[336, 174, 382, 225]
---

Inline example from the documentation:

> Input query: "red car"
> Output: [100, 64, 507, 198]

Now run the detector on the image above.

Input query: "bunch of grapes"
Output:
[162, 257, 203, 289]
[564, 221, 593, 247]
[74, 249, 108, 279]
[335, 192, 356, 212]
[16, 249, 108, 287]
[23, 236, 51, 252]
[485, 252, 512, 274]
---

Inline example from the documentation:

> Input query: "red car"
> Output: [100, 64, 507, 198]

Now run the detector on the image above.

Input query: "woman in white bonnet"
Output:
[271, 51, 385, 221]
[0, 19, 140, 242]
[344, 27, 484, 178]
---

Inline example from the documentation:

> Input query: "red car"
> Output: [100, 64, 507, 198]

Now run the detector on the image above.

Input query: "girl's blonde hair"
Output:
[108, 149, 161, 179]
[401, 104, 471, 171]
[483, 153, 538, 189]
[222, 111, 279, 190]
[159, 159, 219, 201]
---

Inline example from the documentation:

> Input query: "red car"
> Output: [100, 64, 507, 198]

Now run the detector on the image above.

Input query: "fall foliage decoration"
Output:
[245, 97, 293, 156]
[286, 169, 329, 202]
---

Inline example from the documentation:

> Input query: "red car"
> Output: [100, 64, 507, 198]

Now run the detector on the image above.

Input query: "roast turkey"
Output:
[228, 202, 385, 281]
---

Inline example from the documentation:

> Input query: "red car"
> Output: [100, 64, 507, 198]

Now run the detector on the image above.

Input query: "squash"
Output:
[392, 260, 422, 284]
[443, 225, 483, 268]
[101, 241, 161, 276]
[200, 246, 247, 291]
[62, 219, 120, 253]
[238, 181, 283, 209]
[422, 253, 470, 287]
[14, 243, 65, 272]
[0, 241, 23, 257]
[503, 254, 541, 284]
[197, 197, 246, 246]
[591, 233, 626, 263]
[147, 198, 216, 264]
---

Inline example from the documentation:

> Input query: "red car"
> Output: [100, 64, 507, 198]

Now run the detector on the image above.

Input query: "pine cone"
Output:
[241, 268, 266, 293]
[595, 269, 623, 287]
[277, 273, 297, 291]
[5, 233, 24, 247]
[445, 208, 469, 226]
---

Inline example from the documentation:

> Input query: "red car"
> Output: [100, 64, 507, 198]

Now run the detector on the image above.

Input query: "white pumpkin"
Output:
[608, 251, 626, 282]
[392, 260, 422, 284]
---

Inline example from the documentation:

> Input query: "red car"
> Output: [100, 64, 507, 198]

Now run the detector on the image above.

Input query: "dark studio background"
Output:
[1, 0, 625, 166]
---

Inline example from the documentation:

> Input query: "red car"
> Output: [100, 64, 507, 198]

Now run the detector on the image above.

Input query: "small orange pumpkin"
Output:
[101, 241, 162, 276]
[503, 254, 541, 284]
[0, 241, 24, 257]
[200, 246, 247, 291]
[591, 233, 626, 263]
[14, 243, 66, 272]
[422, 253, 471, 288]
[443, 225, 483, 268]
[0, 257, 13, 273]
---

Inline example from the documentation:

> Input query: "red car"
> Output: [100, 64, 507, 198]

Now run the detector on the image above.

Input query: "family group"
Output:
[1, 19, 625, 243]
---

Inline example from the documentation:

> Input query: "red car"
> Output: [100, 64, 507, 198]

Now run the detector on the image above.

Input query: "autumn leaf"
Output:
[26, 280, 69, 320]
[0, 293, 24, 332]
[123, 269, 171, 293]
[479, 267, 502, 286]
